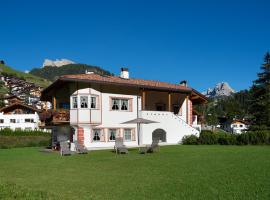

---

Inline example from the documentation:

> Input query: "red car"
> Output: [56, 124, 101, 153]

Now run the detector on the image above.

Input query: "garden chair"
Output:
[146, 139, 160, 153]
[60, 141, 71, 156]
[74, 141, 88, 154]
[114, 138, 128, 154]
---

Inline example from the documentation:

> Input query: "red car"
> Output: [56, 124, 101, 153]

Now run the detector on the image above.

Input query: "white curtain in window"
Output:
[121, 99, 128, 110]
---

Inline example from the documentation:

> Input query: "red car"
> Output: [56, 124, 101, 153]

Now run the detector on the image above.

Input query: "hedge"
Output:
[0, 128, 50, 136]
[182, 130, 270, 145]
[0, 129, 51, 149]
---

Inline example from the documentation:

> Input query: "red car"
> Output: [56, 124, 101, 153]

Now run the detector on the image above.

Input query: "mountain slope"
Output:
[29, 64, 112, 82]
[203, 82, 235, 98]
[0, 64, 51, 88]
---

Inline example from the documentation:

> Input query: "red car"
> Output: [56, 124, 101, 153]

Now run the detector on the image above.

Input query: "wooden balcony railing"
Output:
[39, 109, 70, 125]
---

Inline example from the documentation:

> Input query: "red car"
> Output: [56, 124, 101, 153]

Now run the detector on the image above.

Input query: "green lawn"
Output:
[0, 146, 269, 200]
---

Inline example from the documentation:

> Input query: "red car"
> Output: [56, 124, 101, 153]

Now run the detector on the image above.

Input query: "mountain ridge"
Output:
[29, 63, 112, 82]
[203, 82, 235, 98]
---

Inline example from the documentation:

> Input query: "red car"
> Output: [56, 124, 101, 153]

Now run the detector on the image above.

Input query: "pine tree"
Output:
[249, 52, 270, 128]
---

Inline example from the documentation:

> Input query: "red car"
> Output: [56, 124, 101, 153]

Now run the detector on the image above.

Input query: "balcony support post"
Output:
[168, 92, 172, 112]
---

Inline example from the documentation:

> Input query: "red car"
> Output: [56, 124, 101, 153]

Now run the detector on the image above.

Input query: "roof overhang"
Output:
[190, 89, 208, 104]
[41, 77, 193, 101]
[0, 103, 41, 113]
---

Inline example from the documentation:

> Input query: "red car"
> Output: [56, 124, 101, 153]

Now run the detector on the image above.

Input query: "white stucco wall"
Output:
[0, 112, 40, 130]
[140, 111, 199, 145]
[69, 87, 198, 148]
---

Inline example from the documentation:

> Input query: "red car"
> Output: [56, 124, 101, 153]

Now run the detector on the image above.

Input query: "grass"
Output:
[0, 145, 269, 200]
[0, 64, 51, 88]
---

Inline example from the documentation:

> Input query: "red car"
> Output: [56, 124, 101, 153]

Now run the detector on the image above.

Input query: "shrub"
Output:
[217, 132, 237, 145]
[182, 130, 270, 145]
[199, 130, 218, 145]
[0, 128, 50, 136]
[0, 136, 50, 149]
[182, 135, 199, 145]
[0, 129, 51, 149]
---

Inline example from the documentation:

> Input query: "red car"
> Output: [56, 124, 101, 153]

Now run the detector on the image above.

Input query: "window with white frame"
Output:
[80, 96, 88, 108]
[124, 129, 132, 141]
[10, 119, 16, 123]
[91, 96, 97, 109]
[72, 96, 78, 109]
[109, 129, 116, 141]
[111, 98, 129, 111]
[121, 99, 128, 110]
[93, 129, 101, 141]
[0, 119, 4, 123]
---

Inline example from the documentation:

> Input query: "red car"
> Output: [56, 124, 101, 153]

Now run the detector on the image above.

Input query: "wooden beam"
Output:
[186, 95, 189, 123]
[142, 90, 146, 110]
[168, 93, 172, 112]
[45, 101, 48, 111]
[53, 96, 56, 111]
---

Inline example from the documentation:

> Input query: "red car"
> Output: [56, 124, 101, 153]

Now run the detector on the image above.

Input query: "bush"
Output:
[0, 136, 50, 149]
[0, 128, 50, 136]
[182, 135, 199, 145]
[217, 132, 237, 145]
[182, 130, 270, 145]
[0, 129, 51, 149]
[199, 130, 218, 144]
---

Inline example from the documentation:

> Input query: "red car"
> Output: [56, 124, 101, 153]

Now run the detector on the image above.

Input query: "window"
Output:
[0, 119, 4, 123]
[112, 99, 120, 110]
[121, 99, 128, 110]
[124, 129, 132, 141]
[80, 96, 88, 108]
[72, 96, 78, 109]
[25, 118, 34, 123]
[10, 119, 16, 123]
[93, 129, 101, 141]
[111, 98, 130, 111]
[240, 125, 243, 128]
[91, 96, 97, 109]
[109, 129, 116, 141]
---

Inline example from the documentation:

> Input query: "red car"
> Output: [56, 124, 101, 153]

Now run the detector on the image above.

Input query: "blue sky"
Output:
[0, 0, 269, 92]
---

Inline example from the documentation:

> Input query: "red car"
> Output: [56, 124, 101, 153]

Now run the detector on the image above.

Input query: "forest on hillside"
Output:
[29, 64, 112, 81]
[196, 52, 270, 130]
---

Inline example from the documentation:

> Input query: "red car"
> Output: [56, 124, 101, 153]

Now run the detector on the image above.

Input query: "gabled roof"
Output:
[231, 120, 250, 125]
[1, 95, 22, 101]
[0, 102, 41, 113]
[43, 74, 192, 93]
[41, 73, 207, 104]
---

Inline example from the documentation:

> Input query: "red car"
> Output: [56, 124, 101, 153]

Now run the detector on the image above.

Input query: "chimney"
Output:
[85, 70, 94, 74]
[180, 80, 187, 87]
[120, 68, 129, 79]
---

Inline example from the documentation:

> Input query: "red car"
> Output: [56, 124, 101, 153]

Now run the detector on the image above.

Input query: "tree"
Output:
[249, 52, 270, 128]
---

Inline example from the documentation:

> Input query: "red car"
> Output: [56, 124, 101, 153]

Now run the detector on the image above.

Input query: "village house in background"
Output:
[41, 68, 207, 150]
[223, 119, 249, 134]
[0, 101, 41, 130]
[0, 72, 51, 110]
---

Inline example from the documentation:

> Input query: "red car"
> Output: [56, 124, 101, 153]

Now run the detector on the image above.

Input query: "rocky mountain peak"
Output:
[203, 82, 235, 98]
[42, 59, 75, 67]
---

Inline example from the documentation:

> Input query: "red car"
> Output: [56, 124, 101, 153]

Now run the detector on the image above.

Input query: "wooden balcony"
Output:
[52, 109, 70, 123]
[39, 109, 70, 125]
